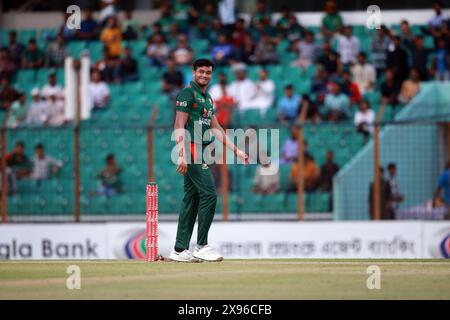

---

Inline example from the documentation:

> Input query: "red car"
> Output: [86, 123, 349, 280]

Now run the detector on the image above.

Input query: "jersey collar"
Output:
[190, 81, 207, 94]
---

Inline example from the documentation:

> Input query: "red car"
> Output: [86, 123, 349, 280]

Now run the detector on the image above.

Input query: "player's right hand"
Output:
[176, 156, 188, 175]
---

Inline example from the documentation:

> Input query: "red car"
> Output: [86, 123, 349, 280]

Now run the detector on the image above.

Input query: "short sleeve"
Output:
[175, 88, 194, 113]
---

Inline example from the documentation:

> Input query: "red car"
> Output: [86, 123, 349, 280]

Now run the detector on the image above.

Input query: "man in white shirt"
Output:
[26, 88, 50, 126]
[88, 70, 110, 109]
[31, 143, 63, 180]
[354, 100, 375, 139]
[40, 73, 63, 100]
[351, 52, 376, 94]
[336, 26, 360, 65]
[251, 69, 275, 112]
[227, 63, 257, 110]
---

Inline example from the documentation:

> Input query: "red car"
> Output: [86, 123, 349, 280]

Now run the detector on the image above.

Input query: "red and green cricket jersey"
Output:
[175, 81, 215, 145]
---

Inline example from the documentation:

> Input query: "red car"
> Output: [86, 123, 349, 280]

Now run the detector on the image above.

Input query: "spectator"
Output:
[122, 9, 140, 40]
[381, 68, 401, 107]
[26, 88, 49, 126]
[162, 58, 184, 102]
[41, 73, 63, 100]
[428, 1, 447, 36]
[7, 94, 27, 128]
[88, 70, 110, 110]
[285, 14, 305, 42]
[195, 2, 217, 40]
[351, 52, 376, 95]
[21, 38, 44, 69]
[208, 72, 236, 128]
[172, 34, 193, 66]
[0, 77, 20, 110]
[324, 81, 350, 122]
[411, 35, 430, 80]
[231, 18, 247, 60]
[118, 47, 138, 83]
[30, 143, 63, 181]
[240, 32, 256, 65]
[96, 154, 122, 196]
[58, 11, 77, 41]
[341, 69, 361, 104]
[76, 8, 100, 40]
[291, 31, 317, 69]
[6, 31, 25, 68]
[320, 150, 340, 210]
[387, 162, 404, 215]
[276, 6, 292, 35]
[435, 37, 449, 81]
[0, 48, 16, 80]
[157, 2, 176, 35]
[311, 65, 329, 104]
[371, 26, 391, 75]
[251, 69, 275, 112]
[251, 0, 271, 28]
[297, 94, 322, 123]
[6, 141, 32, 181]
[320, 150, 339, 192]
[46, 34, 67, 68]
[227, 63, 257, 110]
[317, 41, 341, 77]
[398, 68, 421, 105]
[218, 0, 237, 32]
[433, 161, 450, 220]
[46, 93, 65, 127]
[146, 33, 170, 67]
[211, 34, 235, 66]
[369, 167, 393, 220]
[280, 126, 299, 164]
[321, 0, 343, 38]
[101, 16, 122, 59]
[173, 0, 199, 32]
[336, 26, 360, 65]
[253, 160, 280, 195]
[95, 49, 120, 83]
[386, 35, 409, 82]
[208, 19, 225, 45]
[277, 84, 300, 124]
[290, 154, 320, 192]
[354, 100, 375, 140]
[399, 20, 415, 51]
[254, 32, 278, 65]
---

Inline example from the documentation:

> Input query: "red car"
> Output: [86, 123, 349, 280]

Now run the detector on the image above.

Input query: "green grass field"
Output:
[1, 260, 449, 300]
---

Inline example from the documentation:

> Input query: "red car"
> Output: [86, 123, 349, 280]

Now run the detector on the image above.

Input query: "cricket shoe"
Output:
[193, 245, 224, 262]
[168, 250, 201, 263]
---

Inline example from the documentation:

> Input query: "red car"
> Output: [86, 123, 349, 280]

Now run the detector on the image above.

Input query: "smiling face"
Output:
[193, 66, 213, 88]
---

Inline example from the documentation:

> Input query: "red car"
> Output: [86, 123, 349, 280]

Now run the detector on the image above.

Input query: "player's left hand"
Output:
[235, 149, 249, 164]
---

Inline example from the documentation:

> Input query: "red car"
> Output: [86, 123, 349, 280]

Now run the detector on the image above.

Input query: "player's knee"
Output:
[202, 190, 217, 203]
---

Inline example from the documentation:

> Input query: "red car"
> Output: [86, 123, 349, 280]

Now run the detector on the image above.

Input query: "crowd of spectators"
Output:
[0, 0, 448, 207]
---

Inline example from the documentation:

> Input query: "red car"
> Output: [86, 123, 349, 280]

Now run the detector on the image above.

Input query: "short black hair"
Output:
[192, 58, 215, 71]
[388, 162, 396, 169]
[285, 84, 293, 90]
[16, 141, 25, 148]
[35, 143, 44, 150]
[106, 154, 115, 161]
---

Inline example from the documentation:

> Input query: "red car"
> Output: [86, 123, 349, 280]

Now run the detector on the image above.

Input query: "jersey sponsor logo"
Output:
[197, 97, 205, 103]
[176, 100, 188, 107]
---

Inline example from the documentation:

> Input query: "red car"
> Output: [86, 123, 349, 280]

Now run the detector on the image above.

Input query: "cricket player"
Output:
[170, 58, 249, 262]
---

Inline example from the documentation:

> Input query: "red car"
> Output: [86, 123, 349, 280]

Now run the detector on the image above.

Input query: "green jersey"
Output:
[176, 81, 215, 146]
